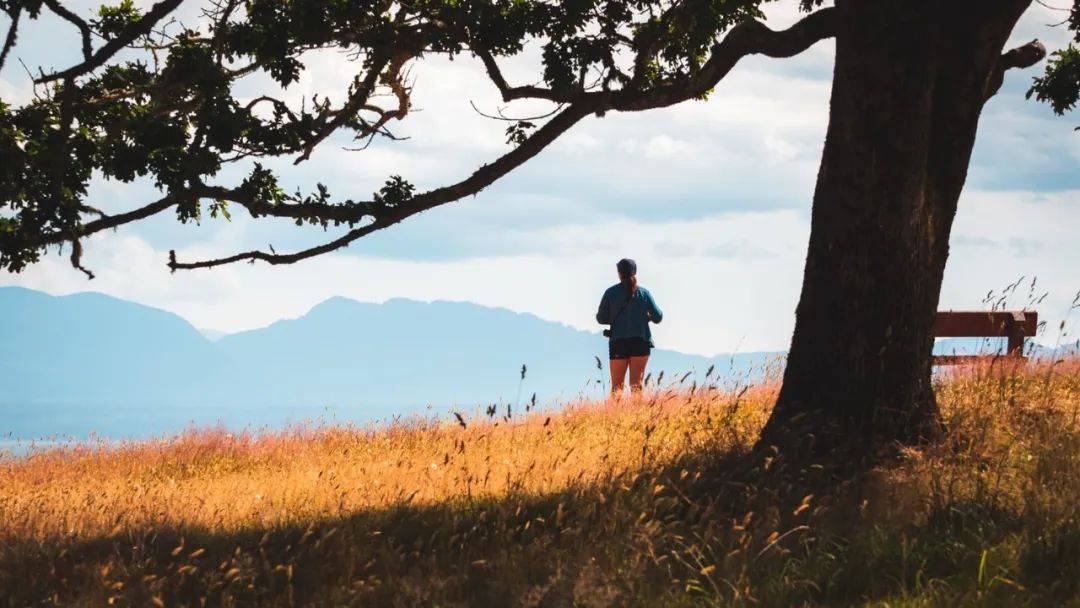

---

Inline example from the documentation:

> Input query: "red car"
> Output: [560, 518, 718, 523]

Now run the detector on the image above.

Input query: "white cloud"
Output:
[0, 77, 32, 106]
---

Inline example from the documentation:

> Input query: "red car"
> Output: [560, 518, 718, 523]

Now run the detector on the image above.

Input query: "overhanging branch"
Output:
[14, 5, 839, 276]
[0, 4, 21, 72]
[30, 192, 184, 248]
[168, 102, 596, 270]
[611, 7, 838, 112]
[194, 185, 375, 224]
[293, 53, 393, 164]
[35, 0, 184, 84]
[476, 48, 572, 104]
[42, 0, 93, 61]
[474, 8, 837, 113]
[167, 220, 386, 270]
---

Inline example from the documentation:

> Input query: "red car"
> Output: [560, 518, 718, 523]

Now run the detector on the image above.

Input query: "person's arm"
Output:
[596, 290, 611, 324]
[646, 290, 663, 324]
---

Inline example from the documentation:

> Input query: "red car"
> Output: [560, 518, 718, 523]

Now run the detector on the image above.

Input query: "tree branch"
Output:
[13, 5, 838, 275]
[194, 185, 375, 225]
[611, 7, 838, 112]
[169, 10, 836, 271]
[474, 8, 837, 113]
[0, 4, 21, 73]
[35, 0, 184, 84]
[30, 192, 182, 248]
[168, 220, 386, 270]
[476, 48, 572, 103]
[293, 53, 393, 164]
[69, 238, 94, 279]
[169, 102, 596, 270]
[985, 39, 1047, 100]
[41, 0, 93, 61]
[1001, 40, 1048, 71]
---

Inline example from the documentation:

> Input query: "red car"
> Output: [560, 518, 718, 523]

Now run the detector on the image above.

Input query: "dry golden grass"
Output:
[0, 360, 1077, 607]
[0, 382, 775, 544]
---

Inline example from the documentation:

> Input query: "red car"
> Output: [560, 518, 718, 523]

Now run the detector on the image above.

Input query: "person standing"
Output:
[596, 258, 663, 396]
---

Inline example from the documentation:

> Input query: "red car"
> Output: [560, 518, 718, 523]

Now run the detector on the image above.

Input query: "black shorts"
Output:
[609, 337, 652, 360]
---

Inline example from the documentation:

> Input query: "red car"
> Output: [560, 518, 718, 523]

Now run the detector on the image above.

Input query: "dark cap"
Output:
[616, 258, 637, 277]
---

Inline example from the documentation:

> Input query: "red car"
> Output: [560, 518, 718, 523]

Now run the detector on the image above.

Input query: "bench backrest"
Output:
[934, 311, 1038, 357]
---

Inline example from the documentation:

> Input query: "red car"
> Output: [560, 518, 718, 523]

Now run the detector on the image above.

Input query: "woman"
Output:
[596, 258, 663, 396]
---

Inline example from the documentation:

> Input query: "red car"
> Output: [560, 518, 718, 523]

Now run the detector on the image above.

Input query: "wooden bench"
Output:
[933, 310, 1038, 365]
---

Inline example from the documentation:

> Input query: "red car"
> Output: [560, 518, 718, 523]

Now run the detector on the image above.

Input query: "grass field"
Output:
[1, 360, 1077, 606]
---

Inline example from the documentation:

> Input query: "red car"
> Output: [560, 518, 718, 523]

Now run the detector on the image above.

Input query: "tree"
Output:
[0, 0, 1069, 456]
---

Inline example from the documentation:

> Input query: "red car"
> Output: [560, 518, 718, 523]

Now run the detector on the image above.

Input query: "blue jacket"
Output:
[596, 284, 663, 345]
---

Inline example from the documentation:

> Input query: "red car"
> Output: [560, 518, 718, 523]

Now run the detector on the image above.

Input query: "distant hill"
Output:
[0, 287, 225, 406]
[213, 296, 777, 409]
[0, 288, 779, 438]
[4, 286, 1075, 442]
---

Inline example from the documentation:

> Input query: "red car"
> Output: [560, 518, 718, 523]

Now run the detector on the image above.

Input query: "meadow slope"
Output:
[1, 361, 1077, 606]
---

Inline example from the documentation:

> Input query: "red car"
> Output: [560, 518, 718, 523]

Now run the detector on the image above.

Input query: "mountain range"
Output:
[4, 286, 1071, 443]
[0, 287, 778, 440]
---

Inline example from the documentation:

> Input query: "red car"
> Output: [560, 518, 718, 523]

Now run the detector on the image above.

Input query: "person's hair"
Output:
[617, 258, 638, 295]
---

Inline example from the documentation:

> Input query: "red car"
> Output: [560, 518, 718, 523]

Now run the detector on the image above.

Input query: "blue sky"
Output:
[1, 1, 1078, 355]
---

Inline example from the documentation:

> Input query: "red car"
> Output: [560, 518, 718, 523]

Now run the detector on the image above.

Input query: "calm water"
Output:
[0, 401, 455, 457]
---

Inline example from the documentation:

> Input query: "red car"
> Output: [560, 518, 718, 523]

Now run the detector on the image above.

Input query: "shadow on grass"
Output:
[0, 444, 795, 606]
[1, 441, 1076, 607]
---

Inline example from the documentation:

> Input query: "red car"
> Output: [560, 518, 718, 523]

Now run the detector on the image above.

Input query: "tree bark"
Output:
[758, 0, 1033, 458]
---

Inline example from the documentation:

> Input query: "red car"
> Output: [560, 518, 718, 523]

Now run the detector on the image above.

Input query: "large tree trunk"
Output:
[758, 0, 1033, 457]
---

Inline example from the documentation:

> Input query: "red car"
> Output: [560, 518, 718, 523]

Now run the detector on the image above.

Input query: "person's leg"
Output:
[628, 356, 649, 394]
[609, 357, 629, 397]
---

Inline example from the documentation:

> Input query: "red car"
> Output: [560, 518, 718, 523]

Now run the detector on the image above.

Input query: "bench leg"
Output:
[1006, 313, 1026, 358]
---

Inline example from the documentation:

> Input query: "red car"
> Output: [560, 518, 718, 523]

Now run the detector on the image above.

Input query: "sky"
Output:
[1, 1, 1078, 356]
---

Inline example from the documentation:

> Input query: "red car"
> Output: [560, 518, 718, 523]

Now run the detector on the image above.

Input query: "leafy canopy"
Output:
[1028, 2, 1080, 120]
[0, 0, 812, 274]
[0, 0, 1070, 276]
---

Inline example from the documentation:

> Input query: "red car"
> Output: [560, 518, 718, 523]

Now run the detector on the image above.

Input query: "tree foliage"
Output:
[0, 0, 838, 275]
[1028, 1, 1080, 121]
[0, 0, 1069, 277]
